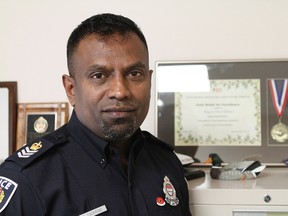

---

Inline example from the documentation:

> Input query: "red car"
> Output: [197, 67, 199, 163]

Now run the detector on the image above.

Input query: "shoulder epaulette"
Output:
[5, 126, 69, 169]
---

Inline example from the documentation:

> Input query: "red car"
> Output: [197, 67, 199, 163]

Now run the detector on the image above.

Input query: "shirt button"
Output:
[100, 158, 106, 167]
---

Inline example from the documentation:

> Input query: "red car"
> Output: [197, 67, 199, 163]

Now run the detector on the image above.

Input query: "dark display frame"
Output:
[156, 60, 288, 164]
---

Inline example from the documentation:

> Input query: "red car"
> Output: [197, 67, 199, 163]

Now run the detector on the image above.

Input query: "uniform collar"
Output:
[66, 111, 146, 168]
[66, 111, 110, 168]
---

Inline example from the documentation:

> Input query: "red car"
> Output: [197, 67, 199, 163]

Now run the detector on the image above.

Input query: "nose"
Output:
[107, 74, 131, 100]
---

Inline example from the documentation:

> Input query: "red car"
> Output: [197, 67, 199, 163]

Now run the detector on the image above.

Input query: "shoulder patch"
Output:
[0, 176, 18, 213]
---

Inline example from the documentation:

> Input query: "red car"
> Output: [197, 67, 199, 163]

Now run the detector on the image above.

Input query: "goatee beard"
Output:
[100, 117, 137, 142]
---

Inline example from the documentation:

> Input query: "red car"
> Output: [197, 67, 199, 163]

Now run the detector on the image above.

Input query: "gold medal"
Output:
[271, 122, 288, 143]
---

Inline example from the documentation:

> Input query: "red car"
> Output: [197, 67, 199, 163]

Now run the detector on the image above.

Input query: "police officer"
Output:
[0, 13, 191, 215]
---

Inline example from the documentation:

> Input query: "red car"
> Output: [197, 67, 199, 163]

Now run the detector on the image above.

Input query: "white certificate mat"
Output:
[175, 79, 261, 146]
[0, 88, 9, 159]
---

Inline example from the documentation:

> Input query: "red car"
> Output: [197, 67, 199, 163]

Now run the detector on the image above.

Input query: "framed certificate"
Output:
[16, 102, 69, 150]
[0, 82, 17, 158]
[156, 60, 288, 164]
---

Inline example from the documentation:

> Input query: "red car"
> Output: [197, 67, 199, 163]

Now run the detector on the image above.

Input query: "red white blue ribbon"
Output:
[268, 79, 288, 117]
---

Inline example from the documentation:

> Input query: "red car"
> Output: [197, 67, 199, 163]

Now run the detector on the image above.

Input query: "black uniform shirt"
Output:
[0, 112, 191, 215]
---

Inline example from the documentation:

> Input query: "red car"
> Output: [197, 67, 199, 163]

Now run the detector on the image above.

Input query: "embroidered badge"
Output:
[163, 176, 179, 206]
[30, 142, 43, 151]
[0, 176, 18, 213]
[17, 141, 42, 158]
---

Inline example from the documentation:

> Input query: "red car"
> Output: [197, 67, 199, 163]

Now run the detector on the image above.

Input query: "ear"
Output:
[62, 74, 76, 106]
[149, 69, 153, 84]
[149, 69, 153, 78]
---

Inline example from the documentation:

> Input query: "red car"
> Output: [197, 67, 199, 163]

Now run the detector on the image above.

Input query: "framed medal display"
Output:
[156, 60, 288, 164]
[16, 102, 69, 151]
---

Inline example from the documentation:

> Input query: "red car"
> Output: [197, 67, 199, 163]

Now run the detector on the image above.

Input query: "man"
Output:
[0, 13, 191, 215]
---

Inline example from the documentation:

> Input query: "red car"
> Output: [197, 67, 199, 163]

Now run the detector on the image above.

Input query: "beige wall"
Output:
[1, 0, 288, 140]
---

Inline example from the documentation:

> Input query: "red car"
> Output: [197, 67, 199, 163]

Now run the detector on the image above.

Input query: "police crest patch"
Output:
[0, 176, 18, 213]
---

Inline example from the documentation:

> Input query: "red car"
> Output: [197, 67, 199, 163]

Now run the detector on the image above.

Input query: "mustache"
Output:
[102, 104, 136, 112]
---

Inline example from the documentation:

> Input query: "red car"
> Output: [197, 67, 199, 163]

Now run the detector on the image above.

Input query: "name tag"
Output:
[79, 205, 107, 216]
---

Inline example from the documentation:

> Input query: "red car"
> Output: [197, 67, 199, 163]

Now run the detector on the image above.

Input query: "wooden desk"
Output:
[188, 167, 288, 216]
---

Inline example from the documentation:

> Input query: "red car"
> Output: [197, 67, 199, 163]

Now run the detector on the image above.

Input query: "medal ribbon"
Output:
[268, 79, 288, 117]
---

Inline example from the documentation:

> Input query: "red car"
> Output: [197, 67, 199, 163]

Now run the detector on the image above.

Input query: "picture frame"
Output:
[156, 59, 288, 164]
[16, 102, 69, 150]
[0, 82, 17, 159]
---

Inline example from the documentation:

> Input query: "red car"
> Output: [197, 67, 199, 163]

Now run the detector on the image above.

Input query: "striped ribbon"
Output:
[268, 79, 288, 117]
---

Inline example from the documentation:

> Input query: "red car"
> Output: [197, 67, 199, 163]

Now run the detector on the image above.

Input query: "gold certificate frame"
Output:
[16, 102, 69, 150]
[156, 60, 288, 164]
[0, 82, 17, 158]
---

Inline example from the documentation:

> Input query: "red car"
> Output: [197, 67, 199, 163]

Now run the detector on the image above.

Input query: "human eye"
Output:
[91, 72, 108, 79]
[128, 70, 145, 81]
[130, 70, 142, 76]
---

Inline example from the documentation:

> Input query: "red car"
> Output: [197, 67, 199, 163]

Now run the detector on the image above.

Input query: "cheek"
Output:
[137, 86, 151, 111]
[78, 91, 100, 106]
[135, 83, 150, 97]
[74, 85, 97, 106]
[74, 90, 102, 121]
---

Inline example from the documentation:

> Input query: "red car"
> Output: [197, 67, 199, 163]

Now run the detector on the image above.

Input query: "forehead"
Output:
[77, 32, 147, 55]
[71, 32, 149, 71]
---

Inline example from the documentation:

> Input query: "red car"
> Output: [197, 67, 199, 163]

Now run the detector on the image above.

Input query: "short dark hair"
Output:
[66, 13, 148, 75]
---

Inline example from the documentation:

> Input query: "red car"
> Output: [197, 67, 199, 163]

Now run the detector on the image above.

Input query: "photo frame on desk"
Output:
[156, 60, 288, 164]
[16, 102, 69, 150]
[0, 82, 17, 158]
